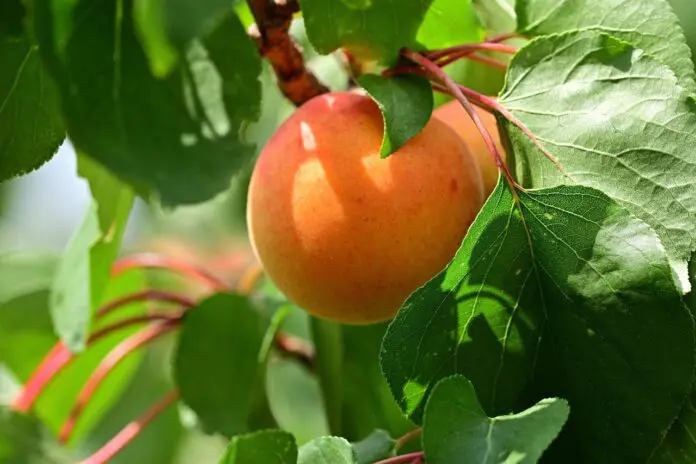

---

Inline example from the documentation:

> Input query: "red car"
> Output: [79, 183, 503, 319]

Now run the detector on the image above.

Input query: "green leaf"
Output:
[0, 0, 26, 38]
[134, 0, 236, 76]
[50, 156, 135, 353]
[300, 0, 433, 63]
[0, 270, 148, 445]
[650, 389, 696, 463]
[351, 429, 396, 464]
[173, 293, 267, 437]
[0, 253, 58, 306]
[77, 154, 135, 309]
[33, 2, 262, 206]
[499, 30, 696, 286]
[50, 153, 133, 352]
[0, 28, 65, 182]
[380, 182, 695, 462]
[473, 0, 517, 35]
[49, 203, 101, 351]
[0, 408, 48, 463]
[356, 74, 433, 158]
[515, 0, 696, 93]
[340, 324, 415, 441]
[423, 375, 569, 464]
[219, 429, 298, 464]
[416, 0, 485, 49]
[310, 317, 343, 436]
[298, 436, 357, 464]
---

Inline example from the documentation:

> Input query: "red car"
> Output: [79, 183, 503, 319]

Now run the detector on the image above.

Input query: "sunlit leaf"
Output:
[33, 1, 261, 206]
[381, 182, 694, 462]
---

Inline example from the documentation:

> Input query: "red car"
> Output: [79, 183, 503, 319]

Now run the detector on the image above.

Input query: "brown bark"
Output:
[248, 0, 329, 106]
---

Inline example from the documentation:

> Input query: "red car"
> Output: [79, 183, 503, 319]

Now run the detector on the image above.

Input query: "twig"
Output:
[79, 389, 180, 464]
[58, 320, 180, 444]
[376, 452, 425, 464]
[427, 42, 518, 61]
[96, 289, 195, 318]
[247, 0, 329, 105]
[13, 312, 181, 412]
[112, 253, 228, 291]
[402, 49, 520, 191]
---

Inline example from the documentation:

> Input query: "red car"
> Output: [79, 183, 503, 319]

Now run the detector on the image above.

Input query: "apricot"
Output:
[246, 92, 485, 324]
[433, 100, 505, 196]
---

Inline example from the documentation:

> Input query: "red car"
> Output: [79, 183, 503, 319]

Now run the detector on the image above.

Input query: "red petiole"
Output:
[13, 312, 180, 412]
[79, 389, 180, 464]
[58, 320, 180, 444]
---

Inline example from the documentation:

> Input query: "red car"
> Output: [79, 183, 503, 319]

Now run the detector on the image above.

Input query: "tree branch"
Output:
[247, 0, 329, 106]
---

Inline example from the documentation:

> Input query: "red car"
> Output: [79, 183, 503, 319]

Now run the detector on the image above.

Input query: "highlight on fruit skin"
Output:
[246, 91, 485, 325]
[433, 100, 506, 196]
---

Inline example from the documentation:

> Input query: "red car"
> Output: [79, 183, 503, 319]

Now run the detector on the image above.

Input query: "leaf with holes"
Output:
[499, 30, 696, 288]
[380, 181, 694, 462]
[32, 1, 261, 206]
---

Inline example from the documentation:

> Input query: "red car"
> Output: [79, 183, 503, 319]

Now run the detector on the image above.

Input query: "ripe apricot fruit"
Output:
[433, 100, 505, 196]
[247, 91, 485, 324]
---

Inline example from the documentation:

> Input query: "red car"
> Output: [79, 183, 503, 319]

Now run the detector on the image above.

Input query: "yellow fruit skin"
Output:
[247, 92, 485, 324]
[433, 100, 506, 196]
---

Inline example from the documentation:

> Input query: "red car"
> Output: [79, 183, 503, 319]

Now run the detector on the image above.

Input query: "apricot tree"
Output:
[2, 0, 696, 463]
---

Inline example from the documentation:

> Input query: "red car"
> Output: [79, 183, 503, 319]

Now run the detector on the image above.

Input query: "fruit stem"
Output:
[79, 389, 180, 464]
[376, 451, 425, 464]
[58, 320, 180, 444]
[401, 48, 521, 191]
[112, 253, 228, 291]
[12, 312, 180, 413]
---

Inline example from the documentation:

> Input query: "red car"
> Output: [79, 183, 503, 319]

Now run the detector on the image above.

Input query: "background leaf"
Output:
[356, 74, 433, 158]
[298, 436, 356, 464]
[0, 8, 65, 182]
[134, 0, 238, 76]
[416, 0, 486, 49]
[218, 429, 297, 464]
[380, 182, 695, 462]
[50, 154, 134, 353]
[173, 293, 268, 437]
[300, 0, 433, 63]
[0, 408, 54, 463]
[423, 375, 568, 464]
[0, 264, 148, 445]
[515, 0, 696, 93]
[33, 2, 262, 206]
[351, 429, 395, 464]
[499, 30, 696, 287]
